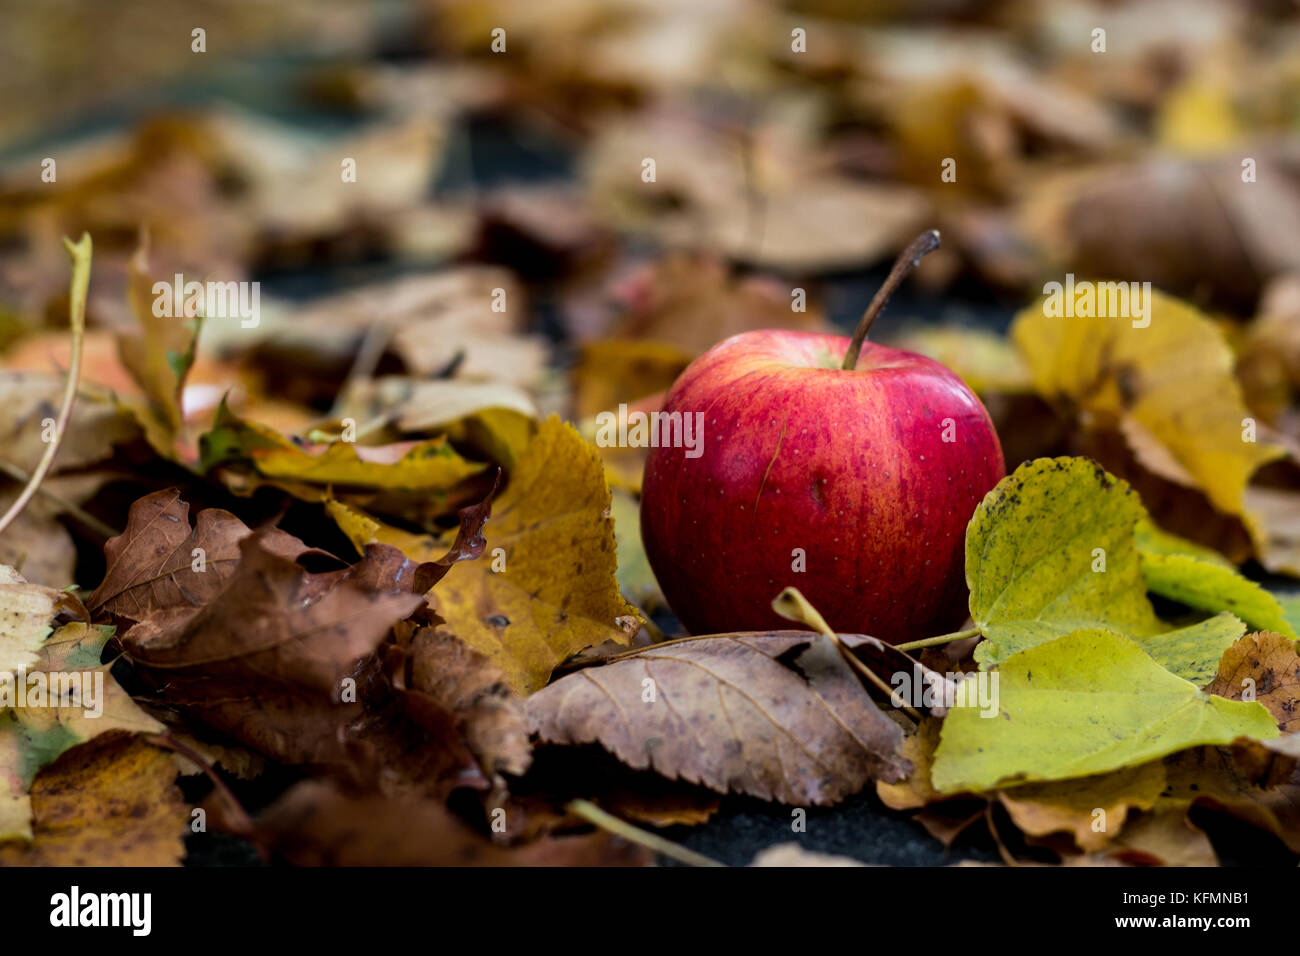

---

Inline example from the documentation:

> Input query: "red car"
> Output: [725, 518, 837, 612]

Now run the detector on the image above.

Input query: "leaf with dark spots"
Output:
[1207, 631, 1300, 732]
[526, 631, 909, 805]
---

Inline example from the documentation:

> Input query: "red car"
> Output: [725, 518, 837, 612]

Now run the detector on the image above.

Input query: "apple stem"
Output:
[841, 229, 941, 371]
[894, 627, 981, 653]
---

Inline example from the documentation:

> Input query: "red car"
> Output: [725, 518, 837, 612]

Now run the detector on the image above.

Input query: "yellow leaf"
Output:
[430, 416, 641, 694]
[325, 498, 445, 563]
[1156, 73, 1241, 154]
[998, 761, 1167, 853]
[0, 736, 187, 865]
[1012, 288, 1285, 519]
[201, 400, 485, 493]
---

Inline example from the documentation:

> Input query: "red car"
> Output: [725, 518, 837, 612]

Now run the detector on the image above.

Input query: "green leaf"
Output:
[967, 458, 1165, 666]
[931, 628, 1279, 793]
[1134, 518, 1234, 568]
[1272, 592, 1300, 636]
[1139, 612, 1244, 685]
[1138, 552, 1296, 639]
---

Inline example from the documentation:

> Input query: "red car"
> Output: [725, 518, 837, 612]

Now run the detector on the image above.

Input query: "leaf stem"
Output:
[0, 234, 90, 538]
[894, 627, 981, 653]
[566, 799, 724, 867]
[772, 586, 921, 720]
[841, 229, 941, 371]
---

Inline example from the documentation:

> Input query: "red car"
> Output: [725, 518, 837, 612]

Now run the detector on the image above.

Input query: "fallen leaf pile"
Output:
[3, 0, 1300, 868]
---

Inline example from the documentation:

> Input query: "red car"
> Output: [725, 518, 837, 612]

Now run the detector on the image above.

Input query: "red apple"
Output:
[640, 263, 1004, 643]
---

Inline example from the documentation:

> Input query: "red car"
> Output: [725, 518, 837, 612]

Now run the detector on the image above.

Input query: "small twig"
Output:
[842, 229, 941, 371]
[330, 319, 395, 418]
[0, 459, 119, 539]
[566, 799, 724, 867]
[0, 234, 90, 538]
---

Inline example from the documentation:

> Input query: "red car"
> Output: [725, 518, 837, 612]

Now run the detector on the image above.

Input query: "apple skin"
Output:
[640, 329, 1005, 644]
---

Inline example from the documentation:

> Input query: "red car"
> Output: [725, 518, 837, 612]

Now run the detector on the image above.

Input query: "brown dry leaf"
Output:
[1207, 631, 1300, 732]
[428, 416, 641, 695]
[1241, 485, 1300, 578]
[585, 114, 928, 272]
[1239, 274, 1300, 423]
[0, 735, 187, 866]
[527, 631, 909, 805]
[1020, 148, 1300, 311]
[0, 372, 140, 474]
[996, 762, 1167, 853]
[1155, 642, 1300, 854]
[87, 487, 325, 624]
[1105, 804, 1219, 867]
[605, 255, 831, 357]
[403, 624, 531, 779]
[121, 534, 422, 694]
[873, 705, 991, 843]
[914, 804, 990, 849]
[1162, 744, 1300, 854]
[0, 493, 78, 588]
[110, 531, 489, 799]
[115, 239, 203, 459]
[598, 788, 721, 829]
[876, 717, 944, 812]
[255, 779, 651, 866]
[254, 269, 547, 395]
